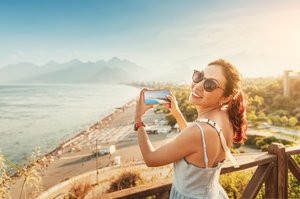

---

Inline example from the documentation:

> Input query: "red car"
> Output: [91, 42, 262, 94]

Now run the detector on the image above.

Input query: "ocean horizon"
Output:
[0, 83, 140, 166]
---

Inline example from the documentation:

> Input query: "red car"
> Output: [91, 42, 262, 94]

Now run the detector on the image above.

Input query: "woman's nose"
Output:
[194, 80, 204, 91]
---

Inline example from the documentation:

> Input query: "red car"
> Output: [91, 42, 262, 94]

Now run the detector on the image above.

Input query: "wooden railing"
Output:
[102, 143, 300, 199]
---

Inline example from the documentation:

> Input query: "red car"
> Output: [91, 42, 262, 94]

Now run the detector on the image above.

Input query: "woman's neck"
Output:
[197, 105, 220, 118]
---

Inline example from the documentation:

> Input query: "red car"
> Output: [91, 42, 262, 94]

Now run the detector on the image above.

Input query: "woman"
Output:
[134, 59, 248, 198]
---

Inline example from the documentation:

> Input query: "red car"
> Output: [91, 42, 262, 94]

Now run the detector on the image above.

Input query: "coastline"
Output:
[43, 98, 137, 160]
[10, 98, 136, 178]
[10, 85, 171, 198]
[10, 97, 149, 198]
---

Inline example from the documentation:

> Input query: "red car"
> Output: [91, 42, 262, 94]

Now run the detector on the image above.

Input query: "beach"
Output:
[10, 98, 174, 198]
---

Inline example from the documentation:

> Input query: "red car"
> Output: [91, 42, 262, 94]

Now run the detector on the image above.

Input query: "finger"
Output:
[171, 95, 177, 103]
[167, 95, 175, 103]
[167, 95, 173, 101]
[140, 88, 148, 103]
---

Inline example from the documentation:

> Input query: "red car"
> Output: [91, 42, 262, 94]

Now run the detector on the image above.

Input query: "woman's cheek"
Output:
[191, 82, 195, 90]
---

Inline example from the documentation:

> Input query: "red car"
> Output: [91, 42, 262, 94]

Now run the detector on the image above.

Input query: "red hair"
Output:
[227, 90, 248, 143]
[208, 59, 248, 143]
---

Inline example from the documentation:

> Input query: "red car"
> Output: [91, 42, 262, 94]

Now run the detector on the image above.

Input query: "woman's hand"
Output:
[135, 88, 153, 123]
[166, 93, 188, 131]
[166, 94, 181, 116]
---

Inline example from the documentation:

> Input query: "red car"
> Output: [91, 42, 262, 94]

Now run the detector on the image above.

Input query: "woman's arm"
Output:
[135, 89, 198, 167]
[136, 123, 199, 167]
[167, 95, 188, 131]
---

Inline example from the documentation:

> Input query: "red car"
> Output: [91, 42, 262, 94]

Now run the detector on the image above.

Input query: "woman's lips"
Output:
[192, 92, 202, 99]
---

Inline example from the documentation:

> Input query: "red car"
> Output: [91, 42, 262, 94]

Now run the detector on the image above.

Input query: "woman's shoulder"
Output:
[199, 110, 233, 138]
[210, 110, 231, 128]
[210, 110, 234, 145]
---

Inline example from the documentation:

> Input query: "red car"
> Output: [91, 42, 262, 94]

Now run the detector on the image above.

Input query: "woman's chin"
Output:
[189, 95, 200, 105]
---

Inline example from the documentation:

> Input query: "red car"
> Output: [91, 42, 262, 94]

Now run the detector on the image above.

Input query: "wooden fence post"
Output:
[268, 143, 288, 198]
[265, 162, 276, 199]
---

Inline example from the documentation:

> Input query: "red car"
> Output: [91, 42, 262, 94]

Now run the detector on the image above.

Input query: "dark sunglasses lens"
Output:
[192, 71, 204, 83]
[204, 79, 218, 92]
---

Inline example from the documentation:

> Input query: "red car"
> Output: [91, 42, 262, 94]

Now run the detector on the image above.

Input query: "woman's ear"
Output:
[220, 95, 232, 105]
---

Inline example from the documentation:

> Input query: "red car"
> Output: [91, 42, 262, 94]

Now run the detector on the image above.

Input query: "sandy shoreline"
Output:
[44, 98, 136, 161]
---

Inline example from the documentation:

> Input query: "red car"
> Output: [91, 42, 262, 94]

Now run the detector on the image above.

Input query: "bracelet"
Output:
[134, 121, 145, 131]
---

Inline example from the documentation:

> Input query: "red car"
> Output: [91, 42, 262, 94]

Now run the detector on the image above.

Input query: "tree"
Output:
[288, 117, 298, 127]
[257, 112, 267, 122]
[272, 115, 281, 125]
[280, 116, 289, 127]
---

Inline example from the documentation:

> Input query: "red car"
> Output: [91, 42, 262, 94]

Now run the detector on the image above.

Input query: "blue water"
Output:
[0, 84, 140, 166]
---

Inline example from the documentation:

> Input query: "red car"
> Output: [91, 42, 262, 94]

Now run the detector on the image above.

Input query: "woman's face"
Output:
[189, 64, 227, 108]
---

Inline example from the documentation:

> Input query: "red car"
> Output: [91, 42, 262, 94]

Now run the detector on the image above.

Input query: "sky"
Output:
[0, 0, 299, 77]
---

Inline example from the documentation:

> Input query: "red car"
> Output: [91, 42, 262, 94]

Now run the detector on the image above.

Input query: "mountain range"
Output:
[0, 57, 152, 84]
[0, 57, 197, 84]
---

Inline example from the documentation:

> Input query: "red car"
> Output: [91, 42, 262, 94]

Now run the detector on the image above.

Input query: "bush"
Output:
[245, 135, 296, 151]
[67, 181, 92, 199]
[220, 170, 255, 199]
[106, 170, 142, 193]
[289, 154, 300, 198]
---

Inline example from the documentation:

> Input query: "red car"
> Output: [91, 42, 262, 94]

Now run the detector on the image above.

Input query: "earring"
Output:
[219, 101, 223, 106]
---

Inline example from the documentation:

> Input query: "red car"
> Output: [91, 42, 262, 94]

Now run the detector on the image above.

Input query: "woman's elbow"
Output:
[144, 157, 160, 167]
[144, 159, 156, 167]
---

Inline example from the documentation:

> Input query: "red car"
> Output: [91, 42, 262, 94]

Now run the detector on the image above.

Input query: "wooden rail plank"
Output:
[288, 156, 300, 182]
[286, 145, 300, 156]
[241, 163, 273, 199]
[221, 154, 276, 174]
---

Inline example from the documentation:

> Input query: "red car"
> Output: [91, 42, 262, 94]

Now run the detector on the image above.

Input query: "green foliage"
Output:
[268, 114, 281, 125]
[244, 76, 300, 127]
[244, 135, 296, 151]
[165, 114, 177, 127]
[221, 153, 299, 198]
[288, 154, 300, 198]
[280, 116, 289, 127]
[172, 89, 197, 122]
[288, 117, 298, 127]
[220, 170, 258, 199]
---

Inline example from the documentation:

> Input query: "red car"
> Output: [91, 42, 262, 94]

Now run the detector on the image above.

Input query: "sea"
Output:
[0, 84, 140, 166]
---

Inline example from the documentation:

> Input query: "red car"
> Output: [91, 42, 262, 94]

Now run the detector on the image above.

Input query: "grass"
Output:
[0, 148, 43, 199]
[66, 180, 92, 199]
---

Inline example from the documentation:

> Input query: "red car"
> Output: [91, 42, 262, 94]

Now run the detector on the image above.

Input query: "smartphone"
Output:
[144, 89, 171, 105]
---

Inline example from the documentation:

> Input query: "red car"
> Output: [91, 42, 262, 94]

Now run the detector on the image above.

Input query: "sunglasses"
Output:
[192, 70, 225, 92]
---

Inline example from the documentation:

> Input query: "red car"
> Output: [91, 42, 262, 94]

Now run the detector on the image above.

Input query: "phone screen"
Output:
[144, 90, 171, 105]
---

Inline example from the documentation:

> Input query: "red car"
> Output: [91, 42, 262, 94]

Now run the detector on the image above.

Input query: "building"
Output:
[283, 70, 300, 97]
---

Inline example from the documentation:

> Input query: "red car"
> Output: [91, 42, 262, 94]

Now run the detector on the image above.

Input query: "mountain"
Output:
[0, 57, 149, 84]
